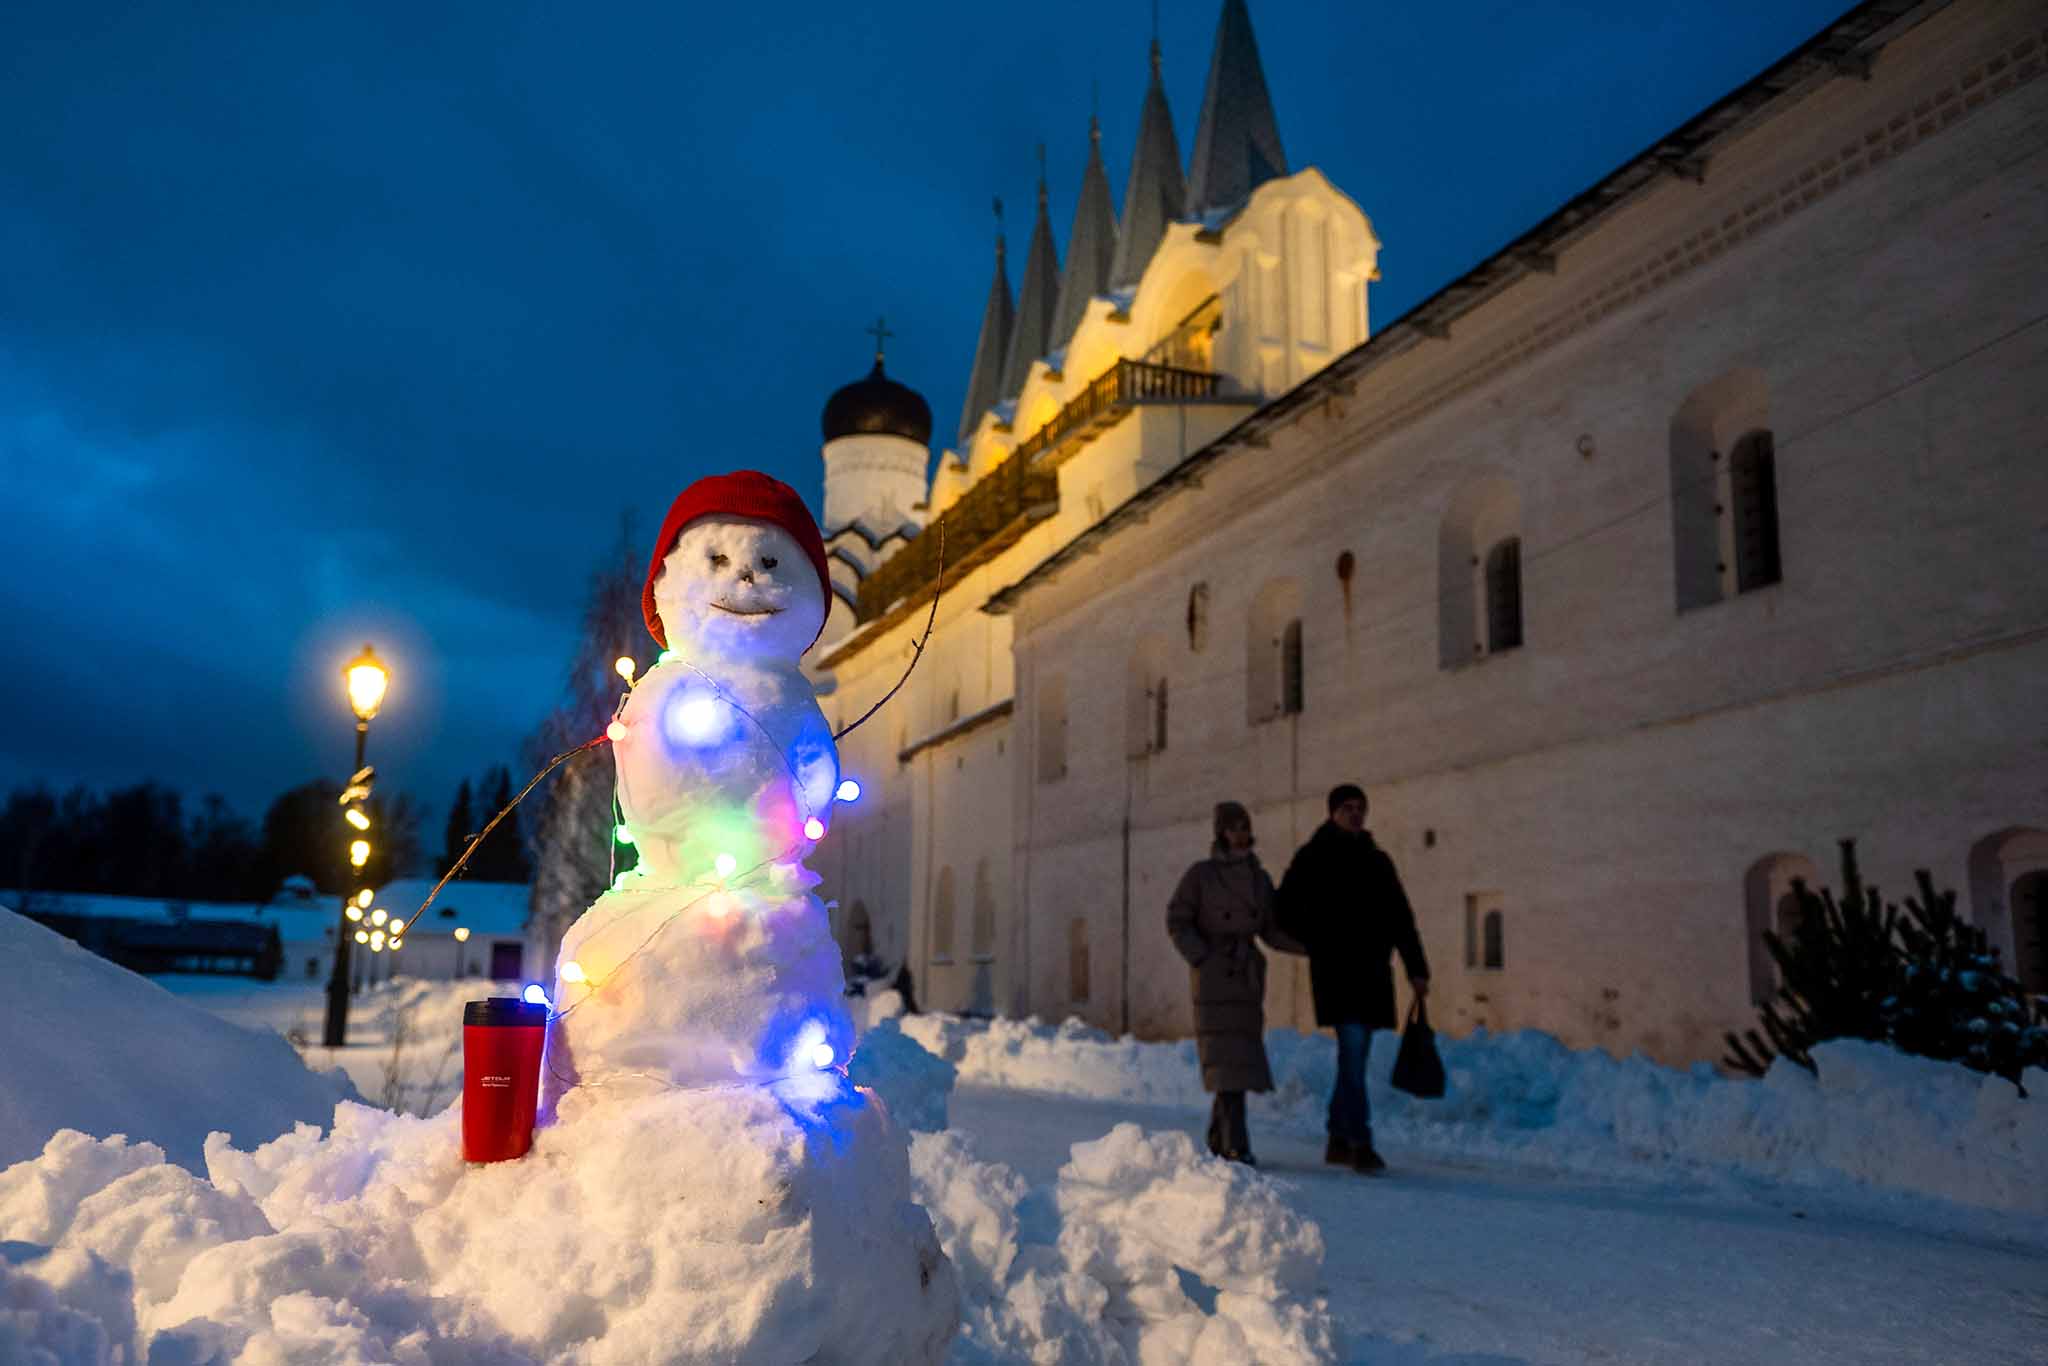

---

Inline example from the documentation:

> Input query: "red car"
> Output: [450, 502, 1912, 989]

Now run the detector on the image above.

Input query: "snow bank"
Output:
[849, 1019, 956, 1132]
[911, 1126, 1334, 1364]
[911, 1013, 2048, 1221]
[0, 908, 354, 1173]
[2, 1075, 958, 1364]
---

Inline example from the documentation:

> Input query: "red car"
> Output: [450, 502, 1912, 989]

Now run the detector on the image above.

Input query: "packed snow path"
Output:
[948, 1084, 2048, 1365]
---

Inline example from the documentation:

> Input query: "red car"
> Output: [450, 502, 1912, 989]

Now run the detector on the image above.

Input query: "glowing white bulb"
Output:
[614, 824, 634, 845]
[369, 930, 385, 951]
[614, 655, 637, 682]
[803, 817, 825, 841]
[345, 905, 363, 922]
[353, 929, 369, 944]
[606, 720, 629, 743]
[560, 960, 587, 984]
[664, 693, 723, 745]
[370, 908, 388, 927]
[835, 778, 862, 803]
[355, 889, 373, 908]
[714, 852, 738, 879]
[344, 807, 370, 831]
[390, 937, 404, 950]
[810, 1042, 835, 1069]
[453, 926, 470, 942]
[657, 650, 675, 665]
[523, 984, 551, 1008]
[388, 918, 405, 935]
[349, 839, 371, 868]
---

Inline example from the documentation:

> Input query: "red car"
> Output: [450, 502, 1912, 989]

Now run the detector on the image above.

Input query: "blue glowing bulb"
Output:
[810, 1042, 835, 1068]
[803, 817, 825, 841]
[835, 778, 861, 803]
[522, 983, 552, 1008]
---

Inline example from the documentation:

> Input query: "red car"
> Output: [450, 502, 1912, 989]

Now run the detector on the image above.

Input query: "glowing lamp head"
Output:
[453, 926, 471, 942]
[522, 983, 552, 1008]
[353, 929, 369, 944]
[803, 817, 825, 841]
[344, 644, 388, 722]
[614, 655, 637, 682]
[713, 852, 737, 879]
[835, 778, 862, 803]
[349, 839, 371, 868]
[560, 960, 587, 984]
[369, 908, 387, 927]
[809, 1042, 836, 1069]
[606, 720, 629, 743]
[345, 905, 363, 922]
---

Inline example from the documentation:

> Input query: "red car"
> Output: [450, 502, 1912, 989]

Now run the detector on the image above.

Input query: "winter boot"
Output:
[1352, 1133, 1388, 1174]
[1323, 1137, 1354, 1166]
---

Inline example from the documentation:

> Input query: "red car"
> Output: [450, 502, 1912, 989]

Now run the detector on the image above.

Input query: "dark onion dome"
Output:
[822, 360, 933, 446]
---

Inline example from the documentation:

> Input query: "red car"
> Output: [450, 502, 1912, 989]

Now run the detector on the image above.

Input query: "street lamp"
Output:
[324, 643, 390, 1048]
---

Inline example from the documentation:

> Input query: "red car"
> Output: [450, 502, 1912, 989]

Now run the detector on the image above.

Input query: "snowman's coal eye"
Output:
[710, 552, 729, 568]
[762, 556, 778, 569]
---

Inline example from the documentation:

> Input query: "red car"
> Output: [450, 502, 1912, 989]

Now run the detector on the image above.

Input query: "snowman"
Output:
[541, 470, 856, 1105]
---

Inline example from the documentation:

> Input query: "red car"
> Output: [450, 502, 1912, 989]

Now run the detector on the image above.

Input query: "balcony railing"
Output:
[852, 357, 1221, 626]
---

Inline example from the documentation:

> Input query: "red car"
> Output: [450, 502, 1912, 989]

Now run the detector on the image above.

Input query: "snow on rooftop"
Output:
[373, 878, 528, 938]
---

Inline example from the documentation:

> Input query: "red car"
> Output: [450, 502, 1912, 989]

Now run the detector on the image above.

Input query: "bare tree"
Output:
[523, 517, 645, 972]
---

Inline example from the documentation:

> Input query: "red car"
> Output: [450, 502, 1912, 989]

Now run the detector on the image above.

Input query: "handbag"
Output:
[1389, 997, 1446, 1099]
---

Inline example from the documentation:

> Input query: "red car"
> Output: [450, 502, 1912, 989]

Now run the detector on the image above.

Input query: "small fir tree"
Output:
[1725, 839, 1903, 1075]
[1881, 869, 2048, 1088]
[441, 780, 474, 877]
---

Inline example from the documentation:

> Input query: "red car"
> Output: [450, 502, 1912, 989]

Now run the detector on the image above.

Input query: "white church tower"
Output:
[817, 324, 934, 649]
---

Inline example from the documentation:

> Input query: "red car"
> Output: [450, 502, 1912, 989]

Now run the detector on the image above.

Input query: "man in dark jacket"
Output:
[1278, 784, 1429, 1173]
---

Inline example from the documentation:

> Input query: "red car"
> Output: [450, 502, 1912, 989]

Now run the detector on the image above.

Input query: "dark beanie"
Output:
[1212, 801, 1251, 844]
[1327, 783, 1367, 814]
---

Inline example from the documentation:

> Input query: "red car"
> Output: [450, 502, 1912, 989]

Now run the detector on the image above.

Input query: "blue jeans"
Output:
[1328, 1022, 1372, 1142]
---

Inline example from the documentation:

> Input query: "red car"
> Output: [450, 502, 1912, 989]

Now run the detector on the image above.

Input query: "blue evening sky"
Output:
[1, 1, 1850, 825]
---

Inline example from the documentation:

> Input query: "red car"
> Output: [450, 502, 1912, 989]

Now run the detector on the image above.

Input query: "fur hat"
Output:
[641, 470, 832, 650]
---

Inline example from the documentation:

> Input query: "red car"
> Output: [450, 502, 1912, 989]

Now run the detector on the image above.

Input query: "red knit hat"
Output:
[641, 471, 832, 650]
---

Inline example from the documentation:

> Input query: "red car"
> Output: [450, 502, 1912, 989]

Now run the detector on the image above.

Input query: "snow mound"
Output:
[3, 1076, 958, 1364]
[915, 1013, 2048, 1221]
[911, 1126, 1334, 1364]
[0, 908, 353, 1172]
[849, 1020, 956, 1132]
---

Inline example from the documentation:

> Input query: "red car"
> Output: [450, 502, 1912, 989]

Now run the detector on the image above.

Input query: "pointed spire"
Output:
[1050, 116, 1119, 352]
[999, 148, 1061, 398]
[1186, 0, 1288, 219]
[1110, 33, 1187, 291]
[957, 199, 1015, 446]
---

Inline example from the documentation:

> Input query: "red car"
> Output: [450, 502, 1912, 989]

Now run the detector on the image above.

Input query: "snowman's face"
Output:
[652, 516, 824, 663]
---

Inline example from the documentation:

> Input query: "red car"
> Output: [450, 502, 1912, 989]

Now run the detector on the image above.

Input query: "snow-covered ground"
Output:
[5, 957, 2045, 1362]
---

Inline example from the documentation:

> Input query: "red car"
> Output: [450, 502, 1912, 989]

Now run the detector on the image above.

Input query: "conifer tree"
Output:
[1882, 869, 2048, 1087]
[442, 780, 474, 877]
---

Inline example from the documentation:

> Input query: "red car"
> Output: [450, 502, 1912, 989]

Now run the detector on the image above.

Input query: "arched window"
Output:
[1281, 620, 1304, 716]
[1126, 639, 1169, 759]
[931, 867, 956, 963]
[1068, 916, 1091, 1003]
[1482, 910, 1504, 970]
[846, 899, 874, 959]
[971, 859, 997, 962]
[1729, 430, 1782, 593]
[1464, 892, 1503, 970]
[1248, 579, 1304, 723]
[1186, 582, 1211, 652]
[1744, 852, 1819, 1006]
[2012, 870, 2048, 995]
[1967, 828, 2048, 986]
[1484, 536, 1523, 654]
[1037, 673, 1068, 782]
[1671, 369, 1771, 612]
[1439, 477, 1520, 668]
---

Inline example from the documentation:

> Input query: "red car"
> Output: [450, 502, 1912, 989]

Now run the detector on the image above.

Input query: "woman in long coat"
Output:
[1167, 801, 1302, 1164]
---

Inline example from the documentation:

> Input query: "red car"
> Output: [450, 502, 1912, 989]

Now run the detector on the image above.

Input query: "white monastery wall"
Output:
[1008, 0, 2048, 1063]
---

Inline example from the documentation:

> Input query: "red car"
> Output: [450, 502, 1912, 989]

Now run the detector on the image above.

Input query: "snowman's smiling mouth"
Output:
[710, 602, 783, 617]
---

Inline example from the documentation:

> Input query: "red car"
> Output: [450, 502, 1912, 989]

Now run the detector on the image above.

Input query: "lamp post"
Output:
[323, 644, 388, 1048]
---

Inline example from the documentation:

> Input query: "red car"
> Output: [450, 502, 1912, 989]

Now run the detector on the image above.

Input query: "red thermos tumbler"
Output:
[462, 997, 548, 1163]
